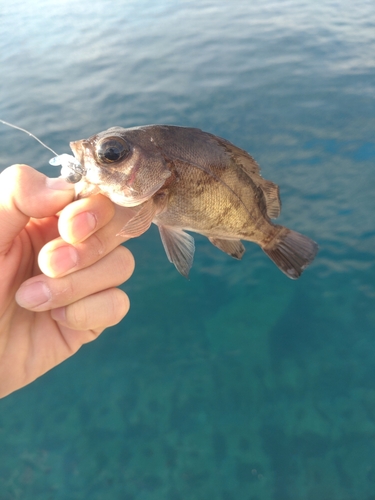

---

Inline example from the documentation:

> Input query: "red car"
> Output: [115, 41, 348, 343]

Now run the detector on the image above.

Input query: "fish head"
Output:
[70, 126, 171, 207]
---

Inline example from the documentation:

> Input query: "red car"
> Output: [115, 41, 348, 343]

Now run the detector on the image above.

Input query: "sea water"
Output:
[0, 1, 374, 498]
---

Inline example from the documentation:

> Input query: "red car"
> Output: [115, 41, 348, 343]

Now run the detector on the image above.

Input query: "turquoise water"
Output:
[1, 1, 375, 498]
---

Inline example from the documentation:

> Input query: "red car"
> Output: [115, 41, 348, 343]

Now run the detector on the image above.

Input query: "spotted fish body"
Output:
[70, 125, 318, 278]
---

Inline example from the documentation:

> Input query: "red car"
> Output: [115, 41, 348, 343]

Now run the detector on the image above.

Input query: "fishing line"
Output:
[0, 119, 58, 156]
[0, 119, 84, 182]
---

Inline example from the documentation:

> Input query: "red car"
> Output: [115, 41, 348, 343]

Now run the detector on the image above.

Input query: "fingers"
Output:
[0, 165, 74, 255]
[15, 245, 135, 312]
[39, 200, 137, 278]
[57, 194, 116, 244]
[51, 288, 130, 334]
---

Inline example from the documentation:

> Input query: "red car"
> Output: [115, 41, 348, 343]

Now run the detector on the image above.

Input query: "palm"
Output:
[0, 216, 82, 394]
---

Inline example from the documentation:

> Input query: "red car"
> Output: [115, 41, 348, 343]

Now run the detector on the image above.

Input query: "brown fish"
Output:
[69, 125, 318, 279]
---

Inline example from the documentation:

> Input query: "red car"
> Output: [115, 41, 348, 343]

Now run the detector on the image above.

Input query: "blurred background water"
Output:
[0, 0, 374, 498]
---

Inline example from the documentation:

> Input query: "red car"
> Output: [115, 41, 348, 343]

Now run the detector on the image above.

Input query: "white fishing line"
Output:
[0, 119, 84, 183]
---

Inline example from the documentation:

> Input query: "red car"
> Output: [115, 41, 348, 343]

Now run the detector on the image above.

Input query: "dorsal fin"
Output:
[218, 137, 281, 219]
[216, 137, 262, 176]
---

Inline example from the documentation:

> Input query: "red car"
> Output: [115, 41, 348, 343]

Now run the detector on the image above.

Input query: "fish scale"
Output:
[69, 125, 318, 279]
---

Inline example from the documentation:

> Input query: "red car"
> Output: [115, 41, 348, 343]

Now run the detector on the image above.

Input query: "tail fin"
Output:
[262, 228, 318, 279]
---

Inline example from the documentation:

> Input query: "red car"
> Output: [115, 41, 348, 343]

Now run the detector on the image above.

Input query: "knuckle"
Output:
[3, 164, 36, 192]
[58, 278, 75, 300]
[2, 164, 28, 181]
[49, 278, 76, 308]
[68, 301, 89, 330]
[0, 165, 27, 200]
[88, 231, 107, 259]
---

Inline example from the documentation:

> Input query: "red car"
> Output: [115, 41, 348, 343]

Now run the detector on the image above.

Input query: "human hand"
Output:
[0, 164, 135, 398]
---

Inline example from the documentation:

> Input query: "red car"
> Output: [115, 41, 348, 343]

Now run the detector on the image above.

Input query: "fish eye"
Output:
[97, 137, 130, 163]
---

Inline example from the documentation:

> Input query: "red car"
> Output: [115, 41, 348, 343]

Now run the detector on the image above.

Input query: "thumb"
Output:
[0, 164, 75, 255]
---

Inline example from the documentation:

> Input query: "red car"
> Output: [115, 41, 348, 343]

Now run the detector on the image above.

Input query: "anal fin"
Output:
[208, 237, 245, 260]
[157, 225, 195, 278]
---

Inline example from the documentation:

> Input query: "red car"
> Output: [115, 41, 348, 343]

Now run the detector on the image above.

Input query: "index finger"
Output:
[38, 202, 137, 278]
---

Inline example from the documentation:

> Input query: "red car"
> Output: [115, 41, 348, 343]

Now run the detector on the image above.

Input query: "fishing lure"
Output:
[0, 119, 84, 183]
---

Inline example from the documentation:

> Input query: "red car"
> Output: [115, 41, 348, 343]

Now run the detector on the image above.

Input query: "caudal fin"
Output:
[262, 228, 318, 279]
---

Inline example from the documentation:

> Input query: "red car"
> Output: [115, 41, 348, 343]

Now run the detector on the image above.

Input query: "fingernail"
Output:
[51, 307, 66, 323]
[16, 281, 51, 309]
[70, 211, 97, 241]
[49, 245, 79, 275]
[46, 176, 75, 191]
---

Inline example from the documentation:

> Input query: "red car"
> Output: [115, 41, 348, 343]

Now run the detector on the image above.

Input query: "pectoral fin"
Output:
[157, 225, 195, 278]
[117, 199, 157, 238]
[208, 237, 245, 259]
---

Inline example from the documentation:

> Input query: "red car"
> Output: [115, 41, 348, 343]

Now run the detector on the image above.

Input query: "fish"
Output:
[69, 125, 318, 279]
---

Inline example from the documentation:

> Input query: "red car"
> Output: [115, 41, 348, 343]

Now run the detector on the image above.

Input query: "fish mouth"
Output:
[69, 140, 86, 166]
[69, 139, 144, 206]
